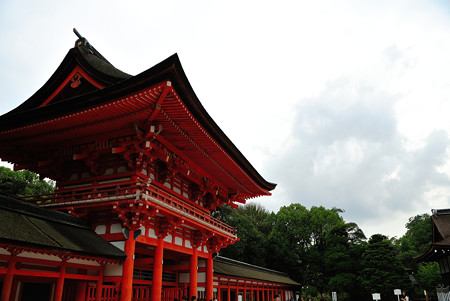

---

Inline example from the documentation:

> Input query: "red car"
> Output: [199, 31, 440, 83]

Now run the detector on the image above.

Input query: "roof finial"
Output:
[73, 28, 89, 48]
[73, 28, 83, 39]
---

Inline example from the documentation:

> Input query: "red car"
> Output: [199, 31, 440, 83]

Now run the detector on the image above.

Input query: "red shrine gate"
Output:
[0, 30, 287, 301]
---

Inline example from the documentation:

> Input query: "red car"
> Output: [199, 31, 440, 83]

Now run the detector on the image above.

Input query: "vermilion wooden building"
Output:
[0, 31, 297, 301]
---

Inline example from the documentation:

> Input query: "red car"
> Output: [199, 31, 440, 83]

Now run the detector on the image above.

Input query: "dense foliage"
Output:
[0, 167, 441, 300]
[0, 166, 54, 197]
[360, 234, 411, 299]
[213, 202, 441, 301]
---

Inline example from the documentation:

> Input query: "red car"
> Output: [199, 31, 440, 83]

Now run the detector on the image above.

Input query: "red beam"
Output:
[134, 257, 154, 266]
[163, 264, 189, 272]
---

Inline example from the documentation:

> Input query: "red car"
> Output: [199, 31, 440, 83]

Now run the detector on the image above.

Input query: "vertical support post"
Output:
[120, 230, 136, 301]
[95, 264, 105, 301]
[152, 237, 165, 301]
[227, 281, 230, 301]
[1, 254, 16, 301]
[190, 247, 198, 299]
[206, 252, 213, 301]
[55, 259, 67, 301]
[244, 283, 247, 301]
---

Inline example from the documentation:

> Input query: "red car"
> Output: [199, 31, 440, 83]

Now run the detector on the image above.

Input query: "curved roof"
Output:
[214, 256, 300, 285]
[415, 209, 450, 262]
[0, 195, 125, 261]
[0, 34, 276, 198]
[4, 37, 130, 116]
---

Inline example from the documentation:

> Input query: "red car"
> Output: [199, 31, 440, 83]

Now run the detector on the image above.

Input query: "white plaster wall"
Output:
[179, 272, 190, 283]
[198, 259, 206, 267]
[148, 228, 157, 239]
[95, 225, 106, 234]
[164, 234, 172, 243]
[18, 252, 61, 261]
[175, 237, 183, 246]
[0, 248, 10, 255]
[104, 263, 123, 276]
[197, 272, 206, 283]
[111, 223, 122, 233]
[68, 258, 100, 266]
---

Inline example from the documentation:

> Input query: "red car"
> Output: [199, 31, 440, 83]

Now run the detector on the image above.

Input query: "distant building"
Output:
[0, 30, 298, 301]
[415, 209, 450, 285]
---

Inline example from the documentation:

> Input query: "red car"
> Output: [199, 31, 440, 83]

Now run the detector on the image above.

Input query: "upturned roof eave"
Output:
[3, 46, 130, 117]
[0, 52, 276, 193]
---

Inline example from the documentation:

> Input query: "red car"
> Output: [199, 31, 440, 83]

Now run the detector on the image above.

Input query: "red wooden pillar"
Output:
[1, 254, 16, 301]
[217, 283, 221, 301]
[120, 230, 136, 301]
[244, 282, 247, 301]
[55, 260, 67, 301]
[95, 264, 105, 301]
[190, 247, 198, 299]
[206, 252, 213, 301]
[152, 237, 164, 301]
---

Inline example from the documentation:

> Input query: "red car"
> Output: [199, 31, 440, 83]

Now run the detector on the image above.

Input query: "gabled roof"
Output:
[415, 209, 450, 262]
[0, 32, 276, 199]
[0, 195, 125, 261]
[214, 256, 300, 285]
[5, 34, 130, 115]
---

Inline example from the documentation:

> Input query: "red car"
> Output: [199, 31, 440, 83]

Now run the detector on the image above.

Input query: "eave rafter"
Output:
[0, 243, 122, 265]
[157, 88, 269, 200]
[1, 80, 269, 202]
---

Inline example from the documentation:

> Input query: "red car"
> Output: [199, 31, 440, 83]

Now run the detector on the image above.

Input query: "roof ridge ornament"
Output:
[73, 28, 111, 64]
[73, 28, 89, 47]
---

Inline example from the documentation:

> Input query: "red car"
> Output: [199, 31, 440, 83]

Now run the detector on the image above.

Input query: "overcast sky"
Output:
[1, 0, 450, 239]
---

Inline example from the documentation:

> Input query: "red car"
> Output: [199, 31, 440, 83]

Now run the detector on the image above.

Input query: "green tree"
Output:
[404, 214, 432, 254]
[397, 214, 432, 270]
[266, 203, 310, 283]
[0, 166, 54, 197]
[304, 206, 345, 291]
[266, 204, 347, 291]
[415, 262, 441, 292]
[360, 234, 410, 299]
[396, 213, 440, 297]
[325, 222, 366, 301]
[215, 203, 273, 267]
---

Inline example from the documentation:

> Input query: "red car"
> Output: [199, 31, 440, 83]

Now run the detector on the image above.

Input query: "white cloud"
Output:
[2, 0, 450, 238]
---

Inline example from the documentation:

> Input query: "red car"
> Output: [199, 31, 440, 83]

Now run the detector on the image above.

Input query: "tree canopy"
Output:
[0, 166, 54, 197]
[214, 202, 439, 301]
[360, 234, 411, 299]
[0, 166, 441, 300]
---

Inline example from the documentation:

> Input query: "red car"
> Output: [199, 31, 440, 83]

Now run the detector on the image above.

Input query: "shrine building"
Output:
[415, 209, 450, 285]
[0, 30, 299, 301]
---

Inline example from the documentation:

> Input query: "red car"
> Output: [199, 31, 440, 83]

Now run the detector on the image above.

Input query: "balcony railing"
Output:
[17, 181, 237, 236]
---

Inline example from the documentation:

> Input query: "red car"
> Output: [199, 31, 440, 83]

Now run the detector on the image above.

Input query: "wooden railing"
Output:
[86, 285, 186, 301]
[17, 181, 237, 236]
